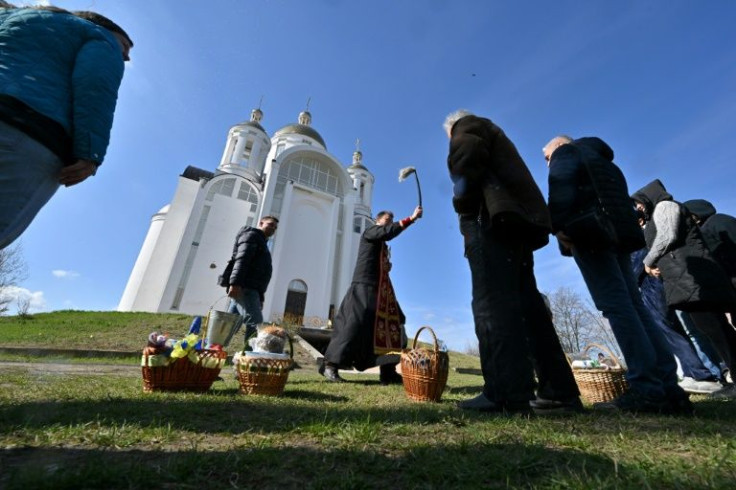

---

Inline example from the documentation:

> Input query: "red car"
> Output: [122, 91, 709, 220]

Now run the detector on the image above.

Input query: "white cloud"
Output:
[52, 270, 80, 279]
[0, 286, 46, 314]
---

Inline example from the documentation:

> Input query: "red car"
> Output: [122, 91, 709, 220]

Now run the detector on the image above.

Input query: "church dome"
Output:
[234, 108, 266, 133]
[272, 110, 326, 148]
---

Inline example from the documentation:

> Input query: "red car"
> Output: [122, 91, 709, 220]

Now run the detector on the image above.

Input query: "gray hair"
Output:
[443, 109, 473, 134]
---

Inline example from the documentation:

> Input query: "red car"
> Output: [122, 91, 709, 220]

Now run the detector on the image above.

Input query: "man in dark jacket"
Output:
[545, 136, 690, 414]
[321, 206, 422, 384]
[223, 216, 278, 347]
[446, 110, 580, 415]
[683, 199, 736, 289]
[0, 5, 133, 249]
[632, 181, 736, 399]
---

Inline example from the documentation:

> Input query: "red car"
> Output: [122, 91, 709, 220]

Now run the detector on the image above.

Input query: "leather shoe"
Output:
[319, 361, 345, 383]
[457, 393, 531, 415]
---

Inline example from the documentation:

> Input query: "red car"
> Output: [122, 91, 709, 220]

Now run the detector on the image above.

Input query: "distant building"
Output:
[118, 108, 375, 324]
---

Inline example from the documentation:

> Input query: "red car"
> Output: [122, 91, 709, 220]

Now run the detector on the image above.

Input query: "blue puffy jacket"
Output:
[0, 7, 124, 164]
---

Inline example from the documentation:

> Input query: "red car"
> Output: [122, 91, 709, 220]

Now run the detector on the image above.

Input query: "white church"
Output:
[118, 107, 376, 325]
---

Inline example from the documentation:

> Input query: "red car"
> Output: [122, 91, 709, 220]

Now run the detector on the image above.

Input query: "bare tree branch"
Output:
[0, 244, 28, 315]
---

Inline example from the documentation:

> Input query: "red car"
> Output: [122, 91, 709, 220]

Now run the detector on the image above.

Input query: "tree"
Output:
[0, 243, 28, 315]
[546, 286, 620, 357]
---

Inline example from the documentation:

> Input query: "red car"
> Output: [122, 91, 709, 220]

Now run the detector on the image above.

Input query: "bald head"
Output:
[543, 135, 573, 166]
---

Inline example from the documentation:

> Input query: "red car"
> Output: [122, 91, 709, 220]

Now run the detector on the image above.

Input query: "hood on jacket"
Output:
[683, 199, 717, 223]
[631, 179, 672, 217]
[573, 137, 614, 161]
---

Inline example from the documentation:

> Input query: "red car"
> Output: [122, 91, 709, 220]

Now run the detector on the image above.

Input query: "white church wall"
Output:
[117, 207, 166, 311]
[121, 176, 201, 311]
[266, 185, 338, 323]
[173, 187, 261, 316]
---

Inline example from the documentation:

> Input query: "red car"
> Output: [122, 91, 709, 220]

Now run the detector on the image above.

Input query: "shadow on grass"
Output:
[1, 441, 731, 489]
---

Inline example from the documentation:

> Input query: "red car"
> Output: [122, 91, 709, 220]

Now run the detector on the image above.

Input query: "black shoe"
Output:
[662, 395, 695, 416]
[592, 391, 666, 414]
[708, 383, 736, 400]
[457, 393, 531, 415]
[320, 362, 345, 383]
[530, 397, 585, 415]
[379, 365, 403, 385]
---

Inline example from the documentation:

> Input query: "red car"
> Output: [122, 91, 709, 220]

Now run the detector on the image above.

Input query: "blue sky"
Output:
[8, 0, 736, 350]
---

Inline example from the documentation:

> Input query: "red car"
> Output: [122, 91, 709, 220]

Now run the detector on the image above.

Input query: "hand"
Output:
[228, 285, 241, 298]
[59, 159, 98, 187]
[645, 265, 661, 278]
[411, 205, 423, 221]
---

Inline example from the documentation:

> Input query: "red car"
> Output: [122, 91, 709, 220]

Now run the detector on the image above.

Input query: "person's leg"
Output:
[224, 288, 263, 348]
[573, 247, 665, 400]
[519, 248, 580, 403]
[686, 311, 736, 374]
[0, 121, 63, 249]
[461, 216, 535, 407]
[676, 310, 726, 380]
[617, 253, 685, 403]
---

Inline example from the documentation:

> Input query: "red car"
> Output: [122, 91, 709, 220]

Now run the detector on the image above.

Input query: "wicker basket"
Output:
[236, 336, 294, 396]
[141, 349, 227, 393]
[572, 343, 628, 404]
[400, 326, 449, 402]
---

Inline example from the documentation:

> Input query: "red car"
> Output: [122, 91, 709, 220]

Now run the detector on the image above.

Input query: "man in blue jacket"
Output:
[0, 5, 133, 249]
[544, 136, 691, 414]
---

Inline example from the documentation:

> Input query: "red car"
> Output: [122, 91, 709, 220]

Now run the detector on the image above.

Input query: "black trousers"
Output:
[461, 216, 579, 402]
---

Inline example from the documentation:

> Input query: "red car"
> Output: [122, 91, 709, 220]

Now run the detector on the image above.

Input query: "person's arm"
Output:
[229, 231, 259, 286]
[547, 144, 582, 233]
[68, 35, 125, 168]
[643, 201, 680, 268]
[447, 131, 487, 214]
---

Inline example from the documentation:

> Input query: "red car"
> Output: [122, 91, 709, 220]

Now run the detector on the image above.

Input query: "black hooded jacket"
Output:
[684, 199, 736, 285]
[631, 180, 735, 311]
[547, 137, 644, 253]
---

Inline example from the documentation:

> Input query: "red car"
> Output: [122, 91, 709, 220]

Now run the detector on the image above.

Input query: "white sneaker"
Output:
[678, 376, 722, 394]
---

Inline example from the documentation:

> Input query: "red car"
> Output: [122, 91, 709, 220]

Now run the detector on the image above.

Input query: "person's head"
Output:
[73, 11, 134, 61]
[443, 109, 473, 138]
[375, 211, 394, 226]
[258, 216, 279, 238]
[542, 135, 573, 167]
[598, 352, 605, 360]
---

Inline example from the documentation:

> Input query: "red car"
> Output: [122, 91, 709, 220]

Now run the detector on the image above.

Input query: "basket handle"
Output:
[411, 325, 440, 352]
[582, 343, 623, 368]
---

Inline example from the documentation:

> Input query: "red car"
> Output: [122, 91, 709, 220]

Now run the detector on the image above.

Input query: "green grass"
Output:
[1, 311, 735, 489]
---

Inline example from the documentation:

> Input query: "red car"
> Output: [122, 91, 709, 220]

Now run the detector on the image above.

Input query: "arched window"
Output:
[284, 279, 308, 324]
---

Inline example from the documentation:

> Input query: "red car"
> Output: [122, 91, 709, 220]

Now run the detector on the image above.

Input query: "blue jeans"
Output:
[461, 215, 579, 403]
[639, 277, 716, 381]
[573, 247, 682, 399]
[0, 120, 62, 249]
[225, 288, 263, 348]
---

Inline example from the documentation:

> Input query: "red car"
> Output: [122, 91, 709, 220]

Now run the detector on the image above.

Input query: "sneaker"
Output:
[708, 383, 736, 400]
[457, 393, 532, 415]
[592, 391, 666, 414]
[530, 397, 585, 415]
[678, 377, 723, 395]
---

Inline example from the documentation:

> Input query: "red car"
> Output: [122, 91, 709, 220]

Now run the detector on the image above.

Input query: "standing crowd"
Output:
[2, 4, 735, 416]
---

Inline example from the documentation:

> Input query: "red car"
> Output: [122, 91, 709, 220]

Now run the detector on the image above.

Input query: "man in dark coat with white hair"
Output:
[445, 110, 580, 415]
